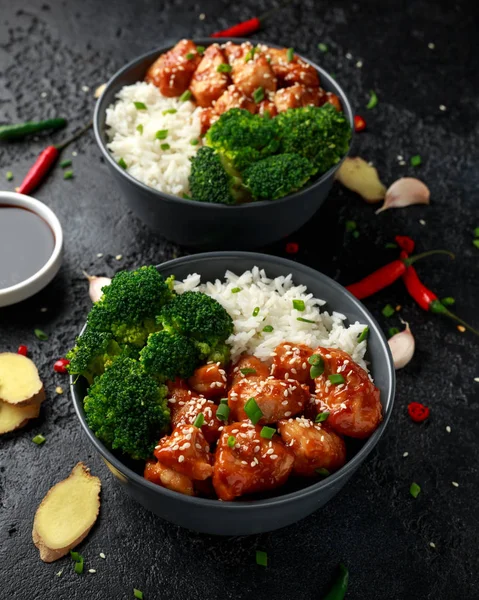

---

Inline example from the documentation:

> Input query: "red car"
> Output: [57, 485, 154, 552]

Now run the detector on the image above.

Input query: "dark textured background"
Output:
[1, 1, 478, 598]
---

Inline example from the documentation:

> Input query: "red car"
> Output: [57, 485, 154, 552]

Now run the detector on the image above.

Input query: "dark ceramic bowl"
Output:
[94, 38, 353, 250]
[71, 252, 395, 536]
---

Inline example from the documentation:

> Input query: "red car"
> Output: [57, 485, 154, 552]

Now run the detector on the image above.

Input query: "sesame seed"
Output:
[55, 386, 64, 395]
[285, 411, 291, 417]
[403, 451, 409, 457]
[96, 252, 103, 258]
[72, 151, 78, 157]
[115, 254, 123, 260]
[446, 425, 451, 433]
[439, 104, 446, 111]
[429, 542, 436, 548]
[88, 569, 96, 574]
[419, 219, 426, 226]
[250, 461, 256, 467]
[452, 481, 459, 487]
[428, 42, 435, 49]
[199, 12, 206, 19]
[270, 454, 278, 460]
[40, 307, 48, 312]
[356, 60, 363, 68]
[40, 91, 47, 98]
[474, 378, 479, 383]
[397, 155, 404, 160]
[399, 160, 406, 166]
[345, 52, 352, 59]
[82, 85, 90, 92]
[99, 553, 106, 559]
[178, 455, 185, 463]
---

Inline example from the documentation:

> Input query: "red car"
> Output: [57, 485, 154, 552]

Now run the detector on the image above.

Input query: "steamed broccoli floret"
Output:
[277, 104, 351, 174]
[83, 356, 169, 460]
[243, 153, 316, 201]
[189, 147, 247, 205]
[205, 108, 280, 170]
[139, 330, 200, 381]
[87, 266, 175, 347]
[66, 328, 130, 385]
[157, 291, 233, 363]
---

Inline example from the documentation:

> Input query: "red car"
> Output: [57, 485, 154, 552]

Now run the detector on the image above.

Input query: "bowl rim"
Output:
[71, 251, 396, 511]
[0, 191, 63, 301]
[93, 36, 354, 210]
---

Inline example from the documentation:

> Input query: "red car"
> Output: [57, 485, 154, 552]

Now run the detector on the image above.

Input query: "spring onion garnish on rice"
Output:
[292, 299, 305, 311]
[263, 325, 274, 332]
[231, 287, 241, 293]
[297, 317, 315, 324]
[134, 101, 147, 110]
[260, 426, 276, 439]
[227, 435, 236, 448]
[286, 47, 294, 62]
[160, 143, 170, 150]
[216, 403, 230, 421]
[193, 413, 205, 428]
[136, 124, 143, 134]
[118, 157, 127, 169]
[155, 129, 168, 140]
[358, 327, 369, 342]
[191, 138, 199, 145]
[217, 63, 232, 73]
[245, 397, 263, 425]
[162, 108, 177, 115]
[315, 412, 330, 423]
[329, 374, 345, 385]
[252, 307, 260, 317]
[256, 550, 268, 567]
[240, 368, 257, 376]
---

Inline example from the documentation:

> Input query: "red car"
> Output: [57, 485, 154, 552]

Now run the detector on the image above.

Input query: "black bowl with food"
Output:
[94, 38, 353, 250]
[70, 252, 395, 535]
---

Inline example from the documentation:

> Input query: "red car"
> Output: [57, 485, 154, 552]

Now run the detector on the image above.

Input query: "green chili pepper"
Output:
[0, 118, 67, 140]
[322, 563, 349, 600]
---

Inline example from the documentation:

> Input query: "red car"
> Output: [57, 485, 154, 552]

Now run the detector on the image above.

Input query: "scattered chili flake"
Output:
[54, 358, 70, 373]
[354, 115, 366, 132]
[133, 101, 147, 110]
[6, 170, 13, 181]
[217, 63, 232, 73]
[17, 344, 28, 356]
[410, 482, 421, 498]
[357, 327, 369, 342]
[408, 402, 429, 422]
[286, 47, 294, 62]
[285, 242, 299, 254]
[395, 235, 415, 254]
[366, 90, 378, 109]
[256, 550, 268, 567]
[410, 155, 422, 167]
[382, 304, 395, 318]
[318, 43, 328, 52]
[34, 329, 48, 341]
[345, 220, 357, 232]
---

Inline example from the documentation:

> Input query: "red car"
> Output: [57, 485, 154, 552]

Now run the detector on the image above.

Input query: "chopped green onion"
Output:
[252, 307, 260, 317]
[59, 159, 72, 168]
[297, 317, 315, 324]
[190, 138, 199, 145]
[216, 403, 230, 421]
[34, 328, 48, 341]
[32, 434, 46, 445]
[155, 129, 168, 140]
[410, 482, 421, 498]
[252, 87, 264, 103]
[133, 590, 144, 600]
[263, 325, 274, 332]
[473, 240, 479, 249]
[308, 354, 321, 366]
[162, 108, 177, 115]
[244, 47, 256, 62]
[385, 242, 398, 249]
[382, 304, 395, 318]
[240, 368, 257, 376]
[309, 355, 325, 378]
[352, 230, 360, 239]
[286, 47, 294, 62]
[160, 143, 170, 151]
[474, 227, 479, 238]
[63, 170, 74, 180]
[316, 467, 330, 477]
[328, 374, 345, 385]
[217, 63, 232, 73]
[118, 157, 127, 169]
[231, 287, 241, 293]
[196, 46, 205, 55]
[292, 299, 305, 311]
[388, 327, 400, 338]
[310, 365, 323, 379]
[70, 551, 81, 562]
[6, 170, 13, 181]
[227, 435, 236, 448]
[244, 397, 263, 425]
[441, 297, 455, 306]
[179, 90, 192, 102]
[366, 90, 378, 109]
[410, 154, 422, 167]
[182, 193, 192, 200]
[256, 550, 267, 567]
[315, 412, 330, 423]
[136, 124, 144, 135]
[134, 101, 147, 110]
[260, 426, 276, 439]
[318, 43, 328, 52]
[358, 327, 369, 342]
[74, 557, 84, 574]
[186, 52, 195, 60]
[220, 398, 228, 405]
[193, 413, 204, 428]
[345, 220, 357, 232]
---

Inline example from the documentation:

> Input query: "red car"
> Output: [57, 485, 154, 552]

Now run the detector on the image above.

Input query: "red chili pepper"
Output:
[346, 250, 454, 300]
[285, 242, 299, 254]
[400, 251, 479, 336]
[354, 115, 367, 132]
[408, 402, 430, 422]
[211, 0, 293, 37]
[17, 121, 92, 196]
[395, 235, 415, 254]
[17, 344, 28, 356]
[53, 358, 70, 374]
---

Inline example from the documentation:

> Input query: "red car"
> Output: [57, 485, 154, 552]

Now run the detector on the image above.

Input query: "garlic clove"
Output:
[376, 177, 430, 214]
[335, 157, 386, 203]
[388, 322, 415, 369]
[83, 271, 111, 303]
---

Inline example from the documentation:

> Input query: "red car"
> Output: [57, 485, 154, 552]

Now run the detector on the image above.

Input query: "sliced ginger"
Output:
[336, 157, 386, 203]
[0, 399, 41, 434]
[32, 463, 101, 562]
[0, 353, 45, 406]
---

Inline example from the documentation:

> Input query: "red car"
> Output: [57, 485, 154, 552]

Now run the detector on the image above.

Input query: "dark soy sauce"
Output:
[0, 205, 55, 289]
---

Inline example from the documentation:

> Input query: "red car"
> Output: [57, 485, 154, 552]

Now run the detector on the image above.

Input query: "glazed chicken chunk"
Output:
[311, 347, 382, 439]
[189, 44, 231, 108]
[154, 424, 213, 480]
[188, 362, 228, 398]
[213, 84, 257, 116]
[229, 377, 309, 424]
[145, 39, 201, 97]
[144, 459, 194, 496]
[272, 342, 314, 385]
[213, 422, 294, 501]
[230, 354, 270, 386]
[278, 417, 346, 477]
[172, 395, 224, 444]
[266, 47, 320, 88]
[273, 84, 326, 113]
[231, 54, 277, 98]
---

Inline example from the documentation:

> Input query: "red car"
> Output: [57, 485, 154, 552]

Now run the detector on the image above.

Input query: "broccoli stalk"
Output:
[139, 330, 200, 381]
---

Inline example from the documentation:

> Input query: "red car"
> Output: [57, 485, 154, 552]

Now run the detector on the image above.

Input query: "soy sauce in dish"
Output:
[0, 205, 55, 289]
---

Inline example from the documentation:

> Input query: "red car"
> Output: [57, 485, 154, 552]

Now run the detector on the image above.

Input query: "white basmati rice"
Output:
[174, 267, 369, 370]
[105, 82, 202, 196]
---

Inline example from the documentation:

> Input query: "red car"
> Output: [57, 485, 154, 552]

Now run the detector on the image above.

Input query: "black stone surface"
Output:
[1, 1, 478, 598]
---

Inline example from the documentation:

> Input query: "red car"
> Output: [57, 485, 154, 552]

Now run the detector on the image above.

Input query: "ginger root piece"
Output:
[0, 353, 45, 406]
[32, 463, 101, 562]
[0, 399, 41, 434]
[336, 157, 386, 203]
